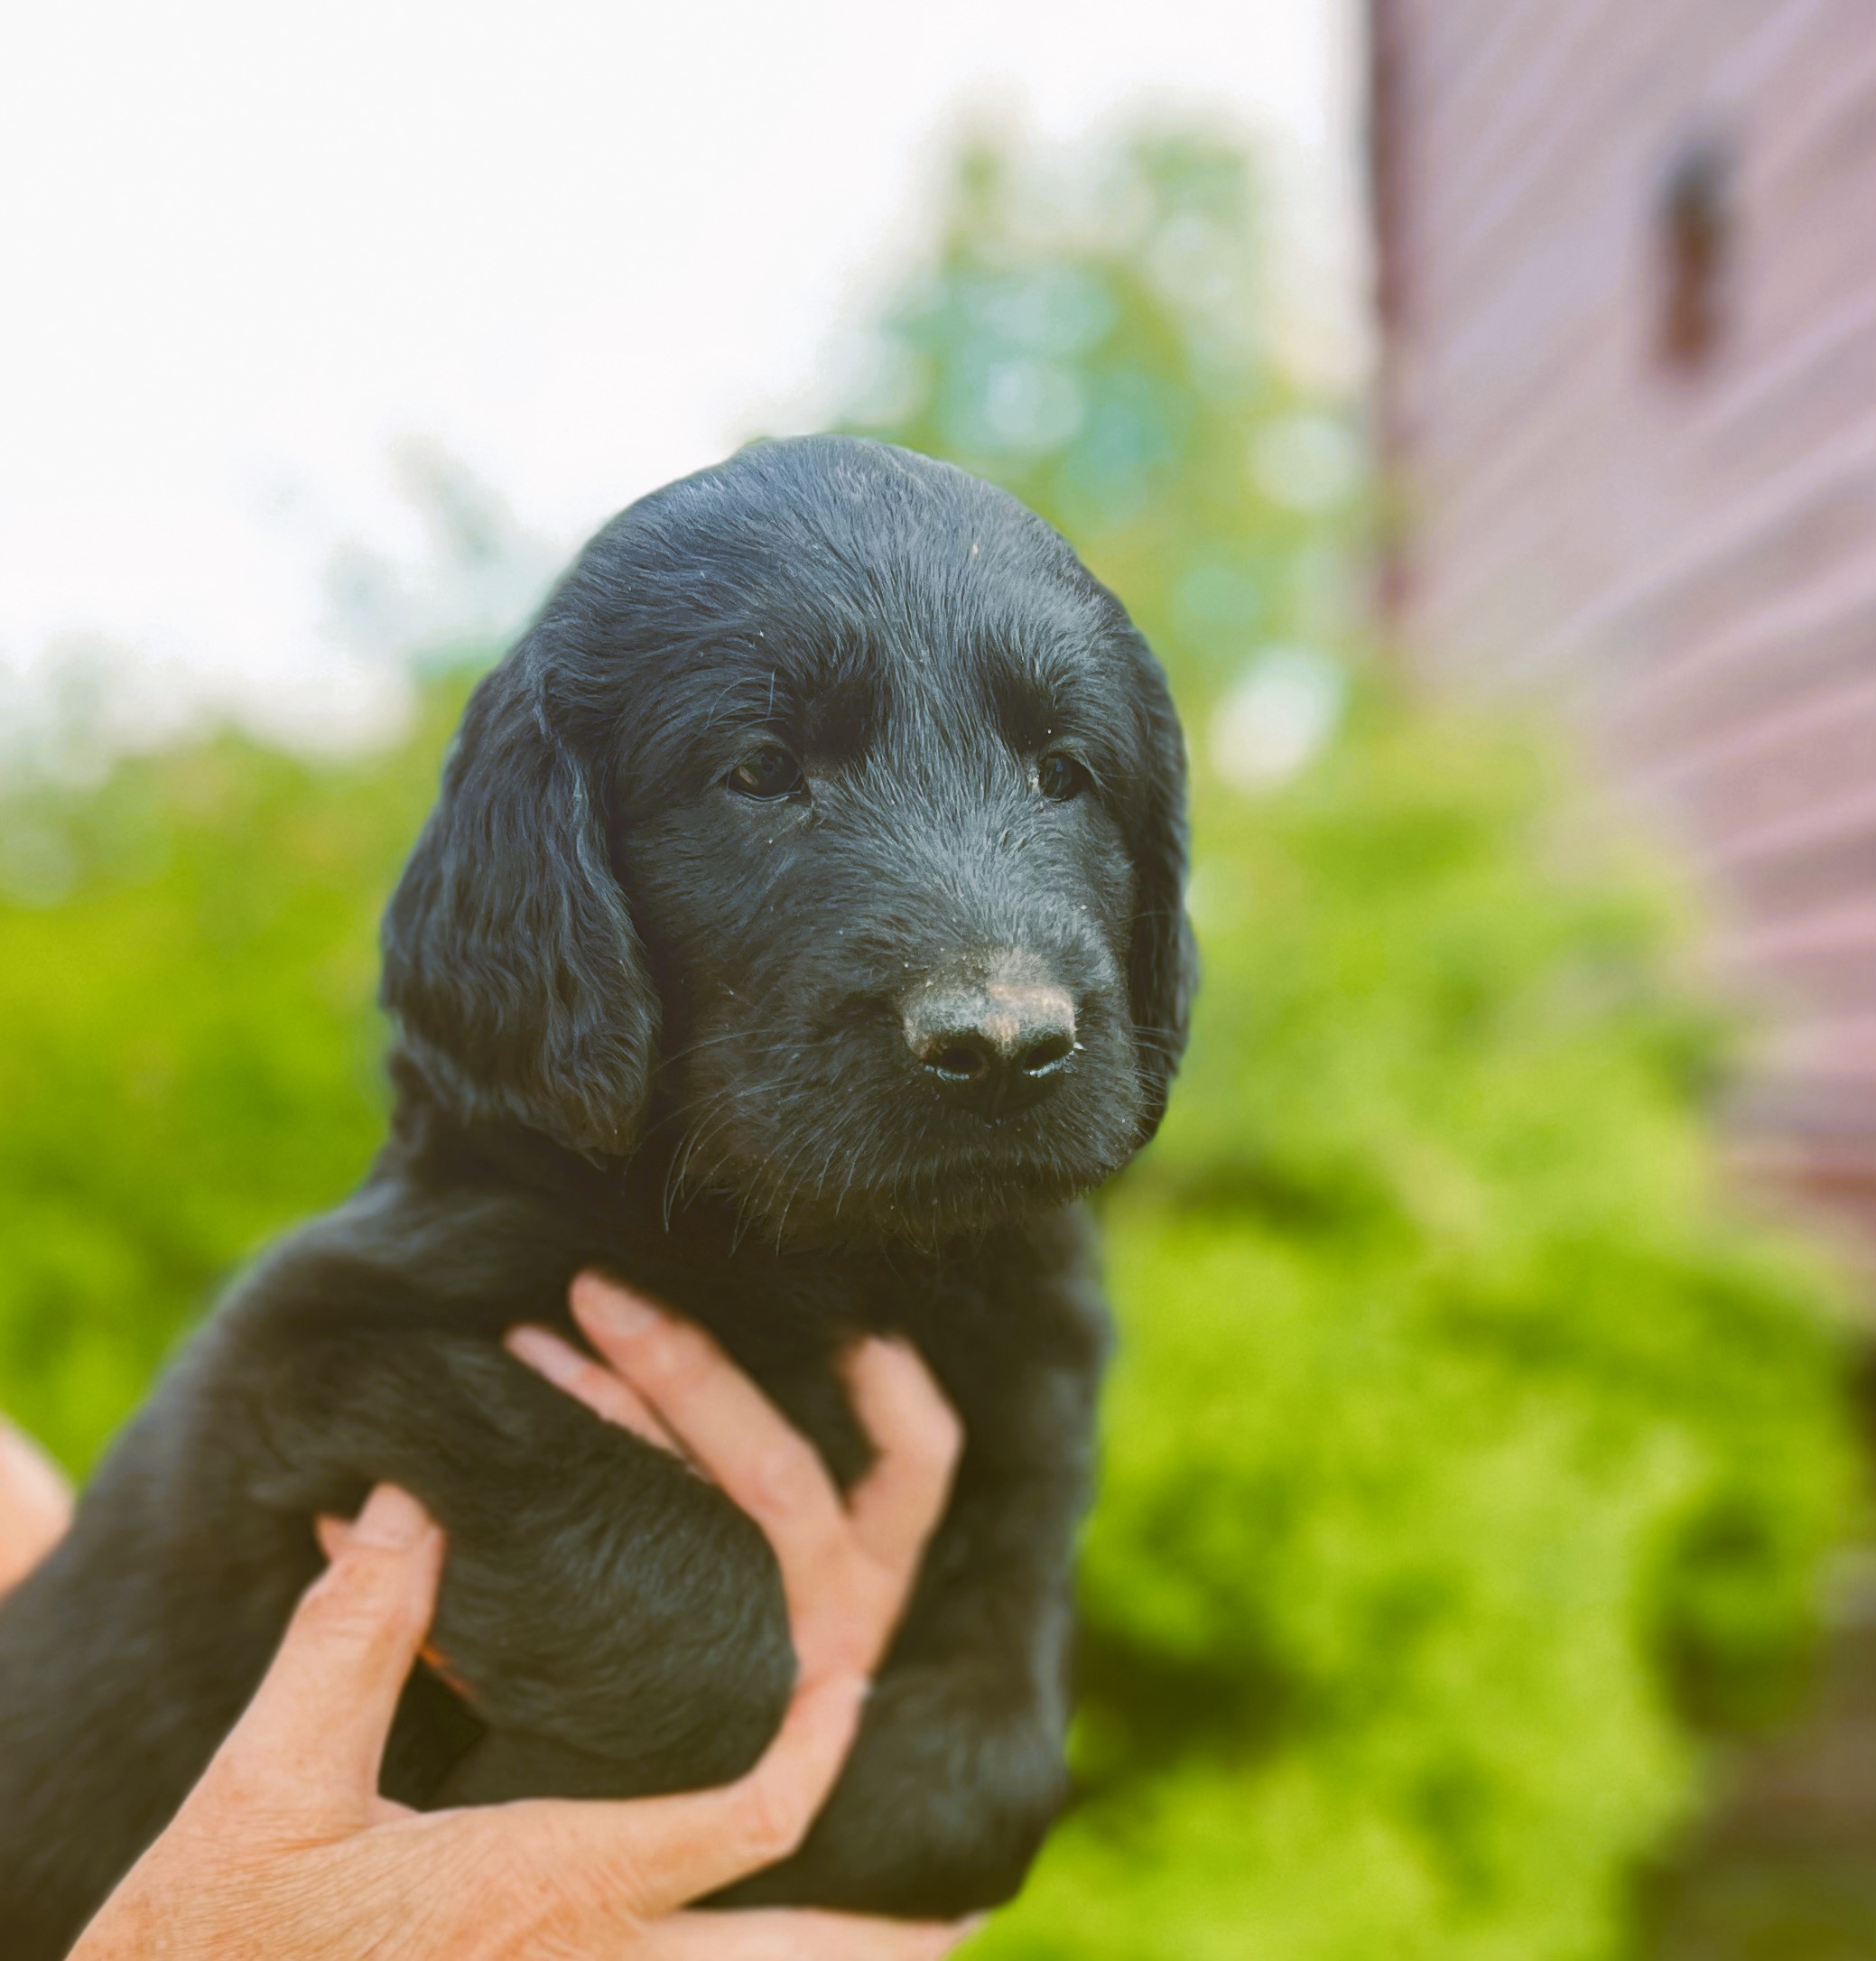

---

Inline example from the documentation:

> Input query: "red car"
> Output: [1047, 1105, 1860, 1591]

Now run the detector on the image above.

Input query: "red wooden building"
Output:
[1370, 0, 1876, 1246]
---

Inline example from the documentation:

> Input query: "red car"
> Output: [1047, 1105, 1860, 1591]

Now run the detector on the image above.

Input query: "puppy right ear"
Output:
[1124, 650, 1197, 1148]
[380, 638, 656, 1157]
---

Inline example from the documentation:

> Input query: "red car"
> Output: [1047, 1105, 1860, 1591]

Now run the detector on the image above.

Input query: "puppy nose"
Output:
[904, 981, 1078, 1117]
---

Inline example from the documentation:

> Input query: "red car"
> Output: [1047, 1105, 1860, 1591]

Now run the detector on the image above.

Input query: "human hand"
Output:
[71, 1276, 972, 1959]
[0, 1412, 71, 1597]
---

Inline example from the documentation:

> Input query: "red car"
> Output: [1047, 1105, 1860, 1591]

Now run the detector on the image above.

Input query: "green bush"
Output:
[0, 125, 1859, 1961]
[0, 689, 462, 1471]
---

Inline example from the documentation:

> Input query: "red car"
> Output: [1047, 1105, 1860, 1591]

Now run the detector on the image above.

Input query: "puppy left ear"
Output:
[381, 635, 656, 1157]
[1126, 646, 1198, 1147]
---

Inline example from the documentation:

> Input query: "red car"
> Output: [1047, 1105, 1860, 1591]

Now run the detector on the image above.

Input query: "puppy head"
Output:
[383, 435, 1193, 1237]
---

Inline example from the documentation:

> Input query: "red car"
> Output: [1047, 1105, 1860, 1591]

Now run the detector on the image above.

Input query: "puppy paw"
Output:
[715, 1665, 1068, 1918]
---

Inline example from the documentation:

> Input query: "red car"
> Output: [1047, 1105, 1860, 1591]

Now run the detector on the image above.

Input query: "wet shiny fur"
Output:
[0, 436, 1193, 1955]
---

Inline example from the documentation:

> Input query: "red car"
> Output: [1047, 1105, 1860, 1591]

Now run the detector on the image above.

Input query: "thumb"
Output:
[197, 1485, 444, 1826]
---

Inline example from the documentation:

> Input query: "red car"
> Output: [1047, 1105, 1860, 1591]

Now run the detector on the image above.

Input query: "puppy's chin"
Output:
[664, 1082, 1145, 1249]
[782, 1157, 1109, 1246]
[693, 1154, 1108, 1249]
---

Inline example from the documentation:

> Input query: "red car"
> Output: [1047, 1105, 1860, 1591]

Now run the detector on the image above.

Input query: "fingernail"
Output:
[574, 1277, 662, 1340]
[505, 1324, 586, 1389]
[350, 1483, 432, 1548]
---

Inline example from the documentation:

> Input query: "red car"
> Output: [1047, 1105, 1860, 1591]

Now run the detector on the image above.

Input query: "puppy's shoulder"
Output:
[1002, 1203, 1111, 1344]
[911, 1204, 1110, 1379]
[216, 1176, 577, 1345]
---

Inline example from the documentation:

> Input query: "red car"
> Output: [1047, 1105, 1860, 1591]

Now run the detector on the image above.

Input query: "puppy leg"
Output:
[719, 1334, 1100, 1918]
[241, 1320, 797, 1797]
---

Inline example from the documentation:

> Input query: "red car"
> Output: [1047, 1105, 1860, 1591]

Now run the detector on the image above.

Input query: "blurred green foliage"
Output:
[0, 692, 462, 1469]
[0, 127, 1862, 1959]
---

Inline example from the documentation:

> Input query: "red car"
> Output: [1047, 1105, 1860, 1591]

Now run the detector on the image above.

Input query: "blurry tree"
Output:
[0, 122, 1861, 1961]
[317, 440, 560, 665]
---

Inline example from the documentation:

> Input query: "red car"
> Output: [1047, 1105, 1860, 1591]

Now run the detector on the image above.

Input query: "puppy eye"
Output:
[1036, 752, 1091, 802]
[727, 744, 804, 800]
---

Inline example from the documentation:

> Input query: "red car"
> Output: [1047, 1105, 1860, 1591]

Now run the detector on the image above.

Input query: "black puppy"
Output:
[0, 435, 1192, 1955]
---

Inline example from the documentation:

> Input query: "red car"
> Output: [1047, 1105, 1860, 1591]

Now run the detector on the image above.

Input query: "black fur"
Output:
[0, 435, 1193, 1955]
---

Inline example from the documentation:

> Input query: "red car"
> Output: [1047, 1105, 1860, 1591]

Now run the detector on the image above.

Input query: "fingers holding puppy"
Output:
[490, 1272, 967, 1914]
[507, 1274, 963, 1688]
[841, 1338, 964, 1576]
[505, 1315, 689, 1462]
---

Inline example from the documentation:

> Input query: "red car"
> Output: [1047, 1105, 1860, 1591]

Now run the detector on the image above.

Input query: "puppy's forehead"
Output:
[590, 437, 1124, 738]
[683, 567, 1114, 763]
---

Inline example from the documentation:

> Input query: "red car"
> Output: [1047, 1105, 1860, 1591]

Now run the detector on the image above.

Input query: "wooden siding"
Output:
[1372, 0, 1876, 1241]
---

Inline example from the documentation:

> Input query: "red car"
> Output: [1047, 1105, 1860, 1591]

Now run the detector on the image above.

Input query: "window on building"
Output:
[1658, 136, 1735, 371]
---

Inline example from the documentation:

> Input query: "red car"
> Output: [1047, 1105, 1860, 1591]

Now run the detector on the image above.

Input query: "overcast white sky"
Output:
[0, 0, 1365, 752]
